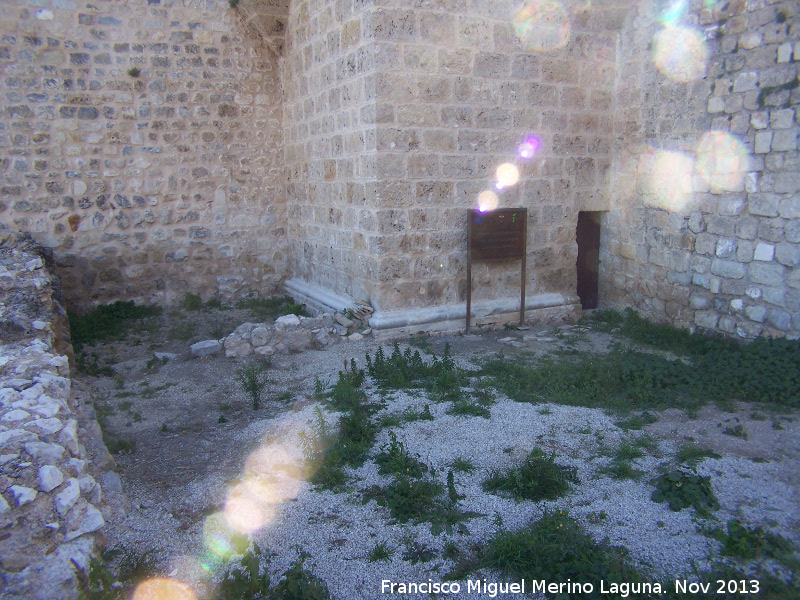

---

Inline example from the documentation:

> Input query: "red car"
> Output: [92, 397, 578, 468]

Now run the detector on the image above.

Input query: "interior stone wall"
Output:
[0, 0, 289, 310]
[282, 0, 378, 303]
[602, 0, 800, 339]
[364, 0, 631, 314]
[283, 0, 635, 322]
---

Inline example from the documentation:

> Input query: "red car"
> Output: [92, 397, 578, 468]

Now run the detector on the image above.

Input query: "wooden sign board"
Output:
[466, 208, 527, 333]
[468, 209, 526, 261]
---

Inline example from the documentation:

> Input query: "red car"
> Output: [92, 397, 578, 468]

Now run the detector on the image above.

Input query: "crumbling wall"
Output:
[0, 232, 123, 600]
[0, 0, 288, 310]
[602, 0, 800, 339]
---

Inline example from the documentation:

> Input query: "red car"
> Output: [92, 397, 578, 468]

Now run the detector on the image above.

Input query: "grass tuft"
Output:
[482, 448, 578, 502]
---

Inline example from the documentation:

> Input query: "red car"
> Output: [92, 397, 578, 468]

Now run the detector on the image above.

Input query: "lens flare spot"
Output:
[477, 190, 499, 213]
[518, 136, 542, 159]
[653, 26, 708, 82]
[224, 481, 281, 533]
[657, 0, 688, 25]
[496, 163, 520, 190]
[514, 0, 570, 52]
[696, 131, 750, 192]
[642, 149, 695, 213]
[133, 578, 196, 600]
[203, 512, 248, 561]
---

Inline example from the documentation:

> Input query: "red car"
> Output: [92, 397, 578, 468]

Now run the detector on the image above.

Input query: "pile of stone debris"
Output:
[188, 306, 375, 360]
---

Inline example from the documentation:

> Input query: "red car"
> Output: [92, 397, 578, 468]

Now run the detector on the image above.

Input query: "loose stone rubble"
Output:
[221, 311, 372, 359]
[0, 233, 122, 600]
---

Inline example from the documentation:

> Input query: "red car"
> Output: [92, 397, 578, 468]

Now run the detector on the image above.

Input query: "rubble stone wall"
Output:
[0, 0, 289, 310]
[0, 232, 123, 600]
[601, 0, 800, 339]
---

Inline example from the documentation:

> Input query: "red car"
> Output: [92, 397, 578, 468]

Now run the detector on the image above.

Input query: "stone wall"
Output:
[282, 0, 377, 303]
[601, 0, 800, 339]
[0, 0, 288, 310]
[0, 232, 123, 600]
[284, 0, 635, 328]
[365, 0, 628, 315]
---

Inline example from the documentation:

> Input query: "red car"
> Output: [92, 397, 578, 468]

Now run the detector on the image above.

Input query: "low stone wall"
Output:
[0, 232, 123, 600]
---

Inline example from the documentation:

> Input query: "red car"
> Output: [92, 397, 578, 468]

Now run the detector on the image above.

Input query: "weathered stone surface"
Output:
[25, 418, 64, 436]
[11, 485, 37, 506]
[25, 442, 65, 464]
[38, 465, 64, 492]
[55, 478, 81, 516]
[190, 340, 222, 358]
[275, 314, 302, 327]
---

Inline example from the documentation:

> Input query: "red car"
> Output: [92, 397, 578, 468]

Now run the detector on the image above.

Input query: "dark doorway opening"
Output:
[576, 211, 603, 310]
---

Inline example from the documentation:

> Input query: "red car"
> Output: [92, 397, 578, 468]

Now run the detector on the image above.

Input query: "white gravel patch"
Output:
[101, 339, 800, 599]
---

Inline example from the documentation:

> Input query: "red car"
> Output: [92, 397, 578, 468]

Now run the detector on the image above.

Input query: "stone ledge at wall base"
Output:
[0, 231, 126, 600]
[285, 278, 581, 339]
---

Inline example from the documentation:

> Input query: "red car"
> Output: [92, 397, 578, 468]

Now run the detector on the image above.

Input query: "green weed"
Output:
[651, 469, 719, 514]
[375, 431, 427, 478]
[180, 292, 202, 311]
[442, 541, 461, 561]
[218, 547, 332, 600]
[367, 541, 394, 562]
[306, 375, 377, 490]
[402, 404, 434, 422]
[722, 423, 748, 439]
[482, 448, 578, 502]
[76, 351, 115, 377]
[236, 294, 308, 319]
[69, 301, 162, 348]
[105, 436, 136, 455]
[597, 459, 644, 481]
[366, 342, 468, 401]
[675, 444, 721, 466]
[449, 457, 475, 473]
[236, 365, 269, 410]
[447, 399, 490, 418]
[144, 355, 169, 374]
[449, 511, 646, 589]
[616, 410, 659, 431]
[402, 540, 437, 564]
[707, 519, 796, 564]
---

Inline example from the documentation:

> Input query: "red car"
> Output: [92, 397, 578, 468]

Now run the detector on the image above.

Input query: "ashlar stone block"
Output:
[711, 258, 746, 279]
[754, 242, 775, 261]
[749, 262, 785, 286]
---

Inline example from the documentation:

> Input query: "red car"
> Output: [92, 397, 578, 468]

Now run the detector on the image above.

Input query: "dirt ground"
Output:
[72, 307, 800, 597]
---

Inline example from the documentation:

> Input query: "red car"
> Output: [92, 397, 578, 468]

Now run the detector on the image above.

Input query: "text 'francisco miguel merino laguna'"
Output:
[381, 579, 667, 597]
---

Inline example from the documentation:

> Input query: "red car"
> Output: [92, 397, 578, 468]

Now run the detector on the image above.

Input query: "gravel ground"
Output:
[78, 316, 800, 599]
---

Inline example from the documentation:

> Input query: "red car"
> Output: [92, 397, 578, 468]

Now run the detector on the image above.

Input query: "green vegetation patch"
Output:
[675, 444, 721, 466]
[707, 519, 797, 565]
[218, 547, 333, 600]
[69, 301, 162, 348]
[485, 316, 800, 413]
[366, 342, 469, 401]
[236, 365, 269, 410]
[303, 367, 377, 490]
[235, 294, 308, 319]
[449, 512, 647, 593]
[651, 469, 720, 514]
[375, 431, 427, 478]
[482, 448, 578, 502]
